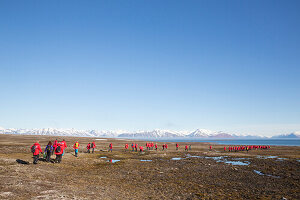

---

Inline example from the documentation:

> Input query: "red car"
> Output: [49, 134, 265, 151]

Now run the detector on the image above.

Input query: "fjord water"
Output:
[152, 139, 300, 146]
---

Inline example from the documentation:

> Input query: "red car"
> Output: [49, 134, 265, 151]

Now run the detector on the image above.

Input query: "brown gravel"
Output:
[0, 134, 299, 200]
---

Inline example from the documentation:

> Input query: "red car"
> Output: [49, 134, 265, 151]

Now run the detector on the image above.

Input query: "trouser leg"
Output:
[33, 154, 39, 164]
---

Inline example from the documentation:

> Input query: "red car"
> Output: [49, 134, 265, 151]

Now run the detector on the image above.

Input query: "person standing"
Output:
[31, 141, 43, 164]
[87, 143, 91, 153]
[53, 139, 58, 155]
[44, 141, 53, 162]
[73, 141, 80, 157]
[185, 145, 188, 151]
[109, 143, 113, 152]
[139, 146, 143, 152]
[125, 143, 129, 151]
[131, 143, 135, 151]
[61, 139, 67, 156]
[54, 142, 64, 163]
[91, 141, 96, 153]
[155, 143, 158, 151]
[176, 143, 179, 150]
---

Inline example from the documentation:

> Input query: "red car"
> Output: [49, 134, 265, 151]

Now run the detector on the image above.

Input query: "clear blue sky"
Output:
[0, 0, 299, 136]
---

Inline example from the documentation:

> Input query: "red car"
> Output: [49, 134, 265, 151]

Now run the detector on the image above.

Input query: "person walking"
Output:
[61, 139, 67, 156]
[155, 143, 158, 151]
[44, 141, 53, 162]
[73, 141, 80, 157]
[176, 143, 179, 150]
[91, 141, 96, 153]
[185, 145, 188, 151]
[54, 142, 65, 163]
[31, 141, 43, 164]
[125, 143, 129, 151]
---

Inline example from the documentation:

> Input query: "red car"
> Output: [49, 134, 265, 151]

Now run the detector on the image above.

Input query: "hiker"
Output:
[109, 143, 113, 152]
[54, 142, 64, 163]
[135, 143, 138, 152]
[189, 144, 192, 151]
[53, 139, 58, 155]
[31, 141, 43, 164]
[131, 143, 135, 151]
[155, 143, 158, 151]
[44, 141, 53, 162]
[176, 143, 179, 150]
[162, 144, 165, 151]
[209, 145, 212, 151]
[87, 143, 91, 153]
[139, 146, 143, 152]
[165, 144, 168, 151]
[125, 143, 129, 151]
[73, 141, 80, 157]
[224, 146, 226, 151]
[91, 141, 96, 153]
[61, 139, 67, 156]
[185, 145, 188, 151]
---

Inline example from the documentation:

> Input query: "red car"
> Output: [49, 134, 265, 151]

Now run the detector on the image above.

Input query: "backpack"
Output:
[55, 145, 61, 153]
[31, 145, 36, 153]
[91, 143, 94, 148]
[75, 143, 79, 148]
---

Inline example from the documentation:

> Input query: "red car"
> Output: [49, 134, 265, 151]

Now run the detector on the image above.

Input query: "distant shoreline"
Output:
[1, 133, 300, 146]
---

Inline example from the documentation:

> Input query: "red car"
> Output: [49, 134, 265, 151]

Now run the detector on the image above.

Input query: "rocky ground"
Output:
[0, 134, 299, 200]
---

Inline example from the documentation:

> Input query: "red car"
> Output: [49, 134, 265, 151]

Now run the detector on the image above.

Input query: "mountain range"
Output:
[0, 127, 299, 139]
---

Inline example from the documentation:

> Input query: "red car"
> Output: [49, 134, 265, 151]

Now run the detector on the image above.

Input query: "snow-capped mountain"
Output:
[0, 126, 298, 139]
[271, 132, 300, 139]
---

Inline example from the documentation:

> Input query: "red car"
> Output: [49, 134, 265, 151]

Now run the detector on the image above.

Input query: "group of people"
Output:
[31, 140, 195, 164]
[86, 141, 96, 153]
[124, 143, 191, 152]
[30, 139, 67, 164]
[225, 145, 271, 152]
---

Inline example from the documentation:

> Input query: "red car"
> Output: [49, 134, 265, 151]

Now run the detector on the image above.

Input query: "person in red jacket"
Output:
[54, 142, 65, 163]
[109, 143, 113, 152]
[61, 139, 67, 156]
[176, 143, 179, 150]
[209, 145, 212, 150]
[87, 143, 91, 153]
[165, 144, 168, 150]
[139, 146, 143, 152]
[91, 141, 96, 153]
[73, 141, 80, 157]
[135, 143, 138, 152]
[125, 143, 129, 151]
[31, 141, 43, 164]
[155, 143, 158, 151]
[185, 145, 188, 151]
[224, 146, 226, 151]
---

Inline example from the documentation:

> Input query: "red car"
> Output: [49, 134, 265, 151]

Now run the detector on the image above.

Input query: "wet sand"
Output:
[0, 134, 299, 199]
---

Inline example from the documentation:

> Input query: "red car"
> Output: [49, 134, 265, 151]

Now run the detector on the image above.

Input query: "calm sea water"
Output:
[150, 139, 300, 146]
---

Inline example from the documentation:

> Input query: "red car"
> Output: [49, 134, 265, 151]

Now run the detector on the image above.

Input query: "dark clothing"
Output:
[33, 154, 39, 164]
[45, 151, 51, 162]
[92, 148, 94, 153]
[55, 154, 62, 163]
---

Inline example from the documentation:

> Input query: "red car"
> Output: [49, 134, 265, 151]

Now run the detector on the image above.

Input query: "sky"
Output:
[0, 0, 299, 136]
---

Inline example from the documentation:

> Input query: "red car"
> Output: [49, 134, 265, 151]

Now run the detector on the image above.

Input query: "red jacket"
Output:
[54, 143, 65, 155]
[125, 144, 129, 149]
[31, 143, 43, 155]
[61, 141, 67, 148]
[91, 142, 96, 148]
[73, 142, 80, 149]
[109, 143, 113, 149]
[87, 144, 91, 149]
